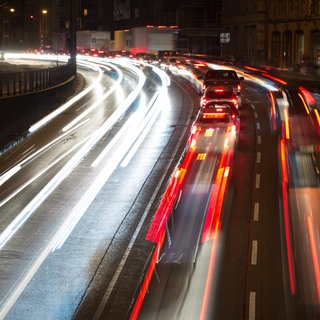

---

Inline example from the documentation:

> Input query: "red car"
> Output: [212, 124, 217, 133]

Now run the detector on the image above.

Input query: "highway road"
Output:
[0, 55, 319, 320]
[0, 56, 192, 319]
[137, 75, 289, 320]
[135, 67, 319, 320]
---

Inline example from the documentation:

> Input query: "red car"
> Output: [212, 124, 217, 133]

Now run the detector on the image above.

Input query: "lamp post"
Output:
[69, 0, 76, 68]
[41, 8, 48, 51]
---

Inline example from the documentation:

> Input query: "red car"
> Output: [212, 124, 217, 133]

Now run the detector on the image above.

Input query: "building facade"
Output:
[110, 0, 223, 55]
[222, 0, 320, 69]
[0, 0, 71, 52]
[0, 0, 223, 55]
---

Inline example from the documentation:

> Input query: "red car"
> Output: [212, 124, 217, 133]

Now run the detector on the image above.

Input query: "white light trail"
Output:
[120, 66, 170, 168]
[28, 61, 104, 133]
[121, 92, 160, 167]
[90, 66, 146, 167]
[0, 62, 145, 249]
[62, 63, 123, 132]
[0, 119, 89, 191]
[0, 165, 21, 186]
[0, 129, 92, 209]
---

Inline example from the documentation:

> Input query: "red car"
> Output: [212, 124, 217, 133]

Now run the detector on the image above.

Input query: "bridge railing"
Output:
[0, 63, 76, 97]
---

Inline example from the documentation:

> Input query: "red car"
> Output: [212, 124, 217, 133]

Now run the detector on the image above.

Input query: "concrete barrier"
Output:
[0, 73, 79, 151]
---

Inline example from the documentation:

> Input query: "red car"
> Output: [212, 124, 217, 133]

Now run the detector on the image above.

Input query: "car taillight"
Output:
[237, 84, 241, 91]
[231, 98, 237, 105]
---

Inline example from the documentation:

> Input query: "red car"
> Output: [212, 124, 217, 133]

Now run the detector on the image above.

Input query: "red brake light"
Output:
[214, 88, 224, 92]
[231, 98, 237, 105]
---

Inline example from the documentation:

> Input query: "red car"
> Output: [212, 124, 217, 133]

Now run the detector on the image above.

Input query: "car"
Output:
[200, 69, 244, 96]
[188, 104, 240, 151]
[135, 52, 158, 64]
[198, 105, 239, 124]
[164, 56, 191, 75]
[200, 87, 240, 112]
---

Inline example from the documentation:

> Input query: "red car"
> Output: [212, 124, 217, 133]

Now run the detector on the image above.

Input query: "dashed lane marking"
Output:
[251, 240, 258, 265]
[253, 202, 259, 221]
[249, 291, 256, 320]
[255, 174, 260, 189]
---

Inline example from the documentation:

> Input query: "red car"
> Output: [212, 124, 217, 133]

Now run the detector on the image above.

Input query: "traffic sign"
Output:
[220, 33, 230, 43]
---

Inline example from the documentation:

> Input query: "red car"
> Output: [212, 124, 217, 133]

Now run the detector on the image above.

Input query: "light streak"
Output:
[29, 61, 105, 133]
[90, 67, 146, 167]
[298, 92, 310, 115]
[306, 215, 320, 303]
[261, 73, 287, 85]
[279, 139, 296, 294]
[314, 109, 320, 127]
[269, 91, 278, 131]
[0, 133, 92, 209]
[299, 86, 317, 106]
[0, 165, 21, 186]
[145, 147, 192, 243]
[91, 112, 137, 168]
[199, 221, 220, 320]
[0, 62, 144, 249]
[129, 233, 165, 320]
[240, 72, 279, 92]
[125, 103, 190, 319]
[0, 119, 89, 192]
[283, 108, 290, 140]
[120, 92, 161, 167]
[62, 64, 123, 132]
[53, 70, 146, 249]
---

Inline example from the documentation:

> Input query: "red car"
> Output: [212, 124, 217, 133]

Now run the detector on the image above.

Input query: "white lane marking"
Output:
[251, 240, 258, 265]
[249, 291, 256, 320]
[254, 112, 258, 118]
[256, 122, 260, 130]
[257, 135, 261, 144]
[256, 152, 261, 164]
[253, 202, 259, 221]
[255, 174, 260, 189]
[251, 104, 256, 109]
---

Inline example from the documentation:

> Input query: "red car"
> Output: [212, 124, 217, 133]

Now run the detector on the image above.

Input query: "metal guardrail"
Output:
[0, 63, 76, 97]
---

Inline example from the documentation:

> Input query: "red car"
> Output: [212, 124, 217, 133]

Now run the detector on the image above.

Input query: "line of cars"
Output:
[195, 69, 244, 128]
[189, 73, 243, 152]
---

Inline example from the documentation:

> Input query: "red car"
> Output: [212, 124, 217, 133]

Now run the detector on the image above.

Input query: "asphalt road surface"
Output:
[0, 57, 319, 320]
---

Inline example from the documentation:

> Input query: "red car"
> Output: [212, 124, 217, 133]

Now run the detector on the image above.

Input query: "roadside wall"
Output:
[0, 75, 78, 150]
